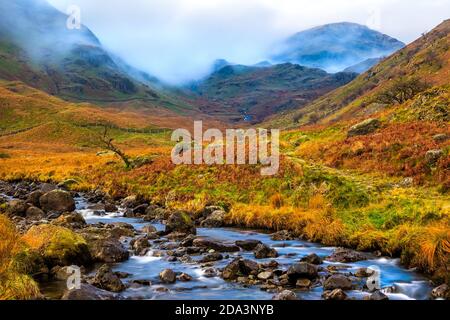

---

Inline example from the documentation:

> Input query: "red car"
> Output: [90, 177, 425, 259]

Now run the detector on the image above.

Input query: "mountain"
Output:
[267, 19, 450, 128]
[187, 63, 357, 123]
[271, 22, 405, 73]
[0, 0, 183, 107]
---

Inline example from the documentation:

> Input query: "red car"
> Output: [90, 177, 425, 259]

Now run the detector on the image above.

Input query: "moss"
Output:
[22, 225, 92, 268]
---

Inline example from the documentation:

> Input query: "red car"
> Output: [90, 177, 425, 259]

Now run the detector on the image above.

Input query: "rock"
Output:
[181, 234, 197, 247]
[425, 149, 444, 166]
[200, 210, 226, 228]
[62, 284, 116, 300]
[355, 267, 371, 278]
[431, 284, 449, 300]
[144, 205, 167, 221]
[272, 290, 299, 300]
[203, 268, 218, 278]
[270, 230, 295, 241]
[433, 134, 448, 143]
[193, 238, 240, 252]
[26, 191, 44, 207]
[141, 225, 157, 234]
[322, 289, 348, 301]
[165, 211, 196, 235]
[235, 240, 262, 251]
[159, 269, 176, 283]
[52, 265, 80, 281]
[178, 273, 193, 282]
[52, 212, 86, 229]
[200, 253, 224, 263]
[131, 237, 151, 255]
[257, 271, 274, 281]
[254, 244, 278, 259]
[131, 279, 152, 286]
[348, 118, 381, 137]
[133, 204, 149, 216]
[296, 279, 312, 288]
[368, 290, 389, 301]
[25, 206, 46, 220]
[122, 195, 138, 208]
[90, 239, 129, 263]
[222, 258, 259, 280]
[6, 200, 28, 217]
[23, 224, 91, 268]
[327, 248, 368, 263]
[91, 264, 125, 293]
[39, 190, 76, 213]
[104, 203, 118, 213]
[323, 274, 353, 291]
[40, 183, 56, 193]
[300, 253, 323, 265]
[287, 262, 318, 281]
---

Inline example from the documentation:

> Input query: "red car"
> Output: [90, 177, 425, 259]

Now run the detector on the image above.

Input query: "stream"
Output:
[56, 196, 434, 301]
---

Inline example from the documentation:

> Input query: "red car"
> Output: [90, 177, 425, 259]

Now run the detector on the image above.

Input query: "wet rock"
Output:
[179, 255, 194, 264]
[200, 253, 224, 263]
[354, 267, 371, 278]
[425, 149, 444, 166]
[272, 290, 299, 300]
[323, 274, 353, 291]
[254, 243, 278, 259]
[26, 190, 44, 207]
[322, 289, 348, 301]
[104, 203, 118, 213]
[193, 238, 240, 253]
[165, 211, 196, 235]
[431, 284, 449, 300]
[327, 248, 368, 263]
[131, 279, 152, 286]
[62, 284, 116, 300]
[300, 253, 323, 265]
[159, 269, 176, 283]
[296, 278, 312, 288]
[261, 260, 279, 269]
[348, 118, 381, 137]
[91, 264, 125, 292]
[223, 258, 260, 280]
[25, 206, 46, 220]
[235, 240, 262, 251]
[141, 224, 157, 234]
[368, 290, 389, 301]
[40, 190, 76, 213]
[257, 271, 274, 281]
[144, 206, 168, 221]
[178, 273, 193, 282]
[181, 234, 197, 247]
[287, 262, 318, 281]
[270, 230, 295, 241]
[121, 195, 138, 208]
[133, 204, 149, 216]
[52, 212, 86, 229]
[131, 237, 151, 256]
[6, 200, 28, 217]
[114, 272, 132, 279]
[200, 209, 226, 228]
[90, 239, 129, 263]
[40, 183, 56, 193]
[203, 268, 218, 278]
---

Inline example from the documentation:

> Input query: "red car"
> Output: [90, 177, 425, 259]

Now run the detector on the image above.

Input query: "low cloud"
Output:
[47, 0, 450, 84]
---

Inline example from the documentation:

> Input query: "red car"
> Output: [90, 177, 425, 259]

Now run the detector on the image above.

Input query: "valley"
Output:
[0, 0, 448, 301]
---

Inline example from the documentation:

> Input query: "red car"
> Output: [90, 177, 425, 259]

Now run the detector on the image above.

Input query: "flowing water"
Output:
[74, 196, 433, 300]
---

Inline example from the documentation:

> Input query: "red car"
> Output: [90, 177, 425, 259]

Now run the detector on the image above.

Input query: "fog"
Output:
[46, 0, 450, 84]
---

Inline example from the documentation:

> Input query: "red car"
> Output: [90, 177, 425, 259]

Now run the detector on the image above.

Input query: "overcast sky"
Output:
[47, 0, 450, 84]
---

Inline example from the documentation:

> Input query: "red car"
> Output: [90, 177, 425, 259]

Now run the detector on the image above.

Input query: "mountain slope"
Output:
[187, 63, 356, 123]
[0, 0, 195, 113]
[272, 22, 404, 73]
[268, 19, 450, 128]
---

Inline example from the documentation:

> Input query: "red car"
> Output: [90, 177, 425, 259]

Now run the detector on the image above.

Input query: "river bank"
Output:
[1, 180, 448, 300]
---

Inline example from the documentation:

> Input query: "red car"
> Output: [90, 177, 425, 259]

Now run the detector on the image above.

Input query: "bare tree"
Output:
[98, 126, 132, 168]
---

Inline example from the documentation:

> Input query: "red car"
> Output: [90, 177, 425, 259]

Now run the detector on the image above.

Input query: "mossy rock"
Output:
[22, 225, 92, 268]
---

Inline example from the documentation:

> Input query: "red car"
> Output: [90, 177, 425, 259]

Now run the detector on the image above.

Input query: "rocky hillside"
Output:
[271, 22, 404, 73]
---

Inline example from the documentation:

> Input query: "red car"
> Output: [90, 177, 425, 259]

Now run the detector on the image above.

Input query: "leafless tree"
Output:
[98, 126, 132, 168]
